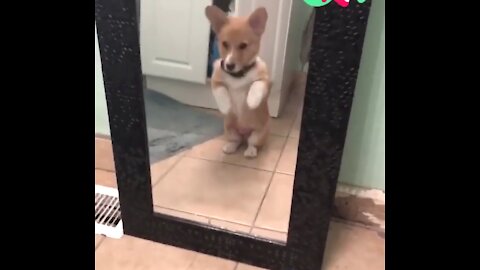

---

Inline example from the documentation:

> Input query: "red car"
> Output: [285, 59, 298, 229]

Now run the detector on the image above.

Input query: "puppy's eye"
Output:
[222, 41, 229, 49]
[238, 42, 248, 50]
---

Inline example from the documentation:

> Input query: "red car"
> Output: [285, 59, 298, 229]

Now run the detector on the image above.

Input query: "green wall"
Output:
[95, 24, 110, 136]
[94, 0, 385, 190]
[338, 0, 385, 190]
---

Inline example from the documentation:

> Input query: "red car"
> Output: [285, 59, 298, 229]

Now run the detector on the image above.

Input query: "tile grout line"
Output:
[153, 205, 248, 229]
[153, 205, 214, 222]
[94, 167, 115, 173]
[154, 204, 288, 234]
[273, 171, 294, 177]
[181, 155, 277, 173]
[248, 226, 289, 235]
[207, 217, 252, 231]
[150, 153, 186, 189]
[248, 136, 289, 234]
[154, 204, 255, 232]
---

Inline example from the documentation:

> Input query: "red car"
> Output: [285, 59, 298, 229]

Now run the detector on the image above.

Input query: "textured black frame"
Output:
[95, 1, 372, 269]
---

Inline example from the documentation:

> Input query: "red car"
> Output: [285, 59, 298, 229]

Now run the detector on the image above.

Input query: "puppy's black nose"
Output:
[226, 63, 235, 71]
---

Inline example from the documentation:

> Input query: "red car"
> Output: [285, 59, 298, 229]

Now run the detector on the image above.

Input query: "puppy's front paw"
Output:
[243, 146, 258, 158]
[247, 81, 267, 109]
[223, 142, 240, 154]
[213, 86, 231, 114]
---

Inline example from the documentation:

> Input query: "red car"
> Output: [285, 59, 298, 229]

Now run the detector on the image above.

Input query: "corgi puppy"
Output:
[205, 5, 270, 158]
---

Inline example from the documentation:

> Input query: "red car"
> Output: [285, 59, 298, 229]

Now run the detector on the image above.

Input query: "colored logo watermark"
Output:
[304, 0, 366, 8]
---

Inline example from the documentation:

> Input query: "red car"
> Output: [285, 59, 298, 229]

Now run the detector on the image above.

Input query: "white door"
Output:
[235, 0, 290, 116]
[140, 0, 212, 84]
[235, 0, 282, 81]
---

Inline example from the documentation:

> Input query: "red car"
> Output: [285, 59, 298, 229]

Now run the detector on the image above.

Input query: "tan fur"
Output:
[206, 6, 270, 157]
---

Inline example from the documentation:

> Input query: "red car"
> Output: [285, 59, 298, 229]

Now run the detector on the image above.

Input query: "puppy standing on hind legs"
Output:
[205, 5, 271, 158]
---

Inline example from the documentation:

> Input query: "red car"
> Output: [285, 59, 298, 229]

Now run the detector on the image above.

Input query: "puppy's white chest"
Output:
[223, 74, 254, 90]
[228, 86, 249, 116]
[223, 72, 256, 117]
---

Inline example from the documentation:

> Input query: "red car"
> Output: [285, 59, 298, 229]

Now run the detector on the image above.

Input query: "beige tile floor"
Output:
[95, 220, 385, 270]
[95, 73, 384, 268]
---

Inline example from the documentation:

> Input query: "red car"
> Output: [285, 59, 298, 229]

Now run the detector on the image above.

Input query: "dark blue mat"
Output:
[144, 89, 223, 164]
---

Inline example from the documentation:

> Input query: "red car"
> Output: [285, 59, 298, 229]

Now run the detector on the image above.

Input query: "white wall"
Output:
[95, 24, 110, 136]
[338, 0, 385, 190]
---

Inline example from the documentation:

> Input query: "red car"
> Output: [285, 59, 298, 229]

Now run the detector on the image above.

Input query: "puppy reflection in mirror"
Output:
[205, 5, 271, 158]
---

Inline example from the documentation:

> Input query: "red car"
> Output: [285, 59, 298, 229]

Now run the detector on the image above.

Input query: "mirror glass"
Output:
[138, 0, 314, 243]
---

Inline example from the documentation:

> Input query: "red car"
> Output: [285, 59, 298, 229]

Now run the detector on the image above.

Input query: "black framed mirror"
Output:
[94, 0, 372, 269]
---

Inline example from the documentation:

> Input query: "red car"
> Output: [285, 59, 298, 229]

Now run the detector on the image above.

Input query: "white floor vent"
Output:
[95, 185, 124, 239]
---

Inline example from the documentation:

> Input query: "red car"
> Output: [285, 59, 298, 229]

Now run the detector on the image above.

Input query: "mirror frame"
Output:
[95, 0, 372, 269]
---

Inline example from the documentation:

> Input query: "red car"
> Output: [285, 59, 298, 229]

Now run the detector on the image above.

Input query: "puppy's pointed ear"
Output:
[248, 7, 268, 36]
[205, 5, 228, 34]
